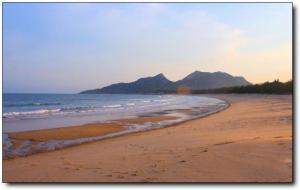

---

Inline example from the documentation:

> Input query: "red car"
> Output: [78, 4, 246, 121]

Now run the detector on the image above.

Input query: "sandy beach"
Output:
[3, 94, 292, 182]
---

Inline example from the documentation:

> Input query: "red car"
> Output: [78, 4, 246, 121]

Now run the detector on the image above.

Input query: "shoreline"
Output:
[4, 99, 229, 159]
[3, 94, 292, 182]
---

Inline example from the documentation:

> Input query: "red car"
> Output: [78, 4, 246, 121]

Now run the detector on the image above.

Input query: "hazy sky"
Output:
[3, 3, 292, 93]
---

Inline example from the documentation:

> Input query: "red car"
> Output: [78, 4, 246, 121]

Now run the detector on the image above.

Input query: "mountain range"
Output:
[80, 71, 251, 94]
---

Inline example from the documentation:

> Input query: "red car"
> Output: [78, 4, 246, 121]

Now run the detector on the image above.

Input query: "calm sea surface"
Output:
[3, 93, 227, 132]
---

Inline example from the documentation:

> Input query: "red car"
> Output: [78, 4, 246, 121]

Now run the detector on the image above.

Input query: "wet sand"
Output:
[3, 94, 292, 182]
[116, 115, 178, 124]
[7, 116, 179, 142]
[8, 123, 125, 141]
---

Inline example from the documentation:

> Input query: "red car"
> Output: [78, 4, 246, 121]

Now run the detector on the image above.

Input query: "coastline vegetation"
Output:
[191, 80, 293, 94]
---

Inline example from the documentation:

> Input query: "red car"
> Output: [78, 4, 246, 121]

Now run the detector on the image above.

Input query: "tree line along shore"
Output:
[191, 80, 293, 94]
[145, 80, 293, 95]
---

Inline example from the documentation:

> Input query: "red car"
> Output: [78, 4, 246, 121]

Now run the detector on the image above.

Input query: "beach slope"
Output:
[3, 94, 292, 182]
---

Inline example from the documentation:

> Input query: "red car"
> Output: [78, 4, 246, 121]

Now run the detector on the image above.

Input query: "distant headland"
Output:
[80, 71, 251, 94]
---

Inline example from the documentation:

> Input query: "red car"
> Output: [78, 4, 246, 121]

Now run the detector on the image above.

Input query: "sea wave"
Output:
[3, 109, 61, 118]
[60, 106, 95, 112]
[3, 106, 98, 119]
[4, 102, 62, 107]
[102, 104, 122, 108]
[3, 103, 128, 119]
[126, 103, 135, 106]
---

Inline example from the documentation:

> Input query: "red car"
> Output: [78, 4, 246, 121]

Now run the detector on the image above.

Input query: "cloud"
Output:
[3, 3, 292, 93]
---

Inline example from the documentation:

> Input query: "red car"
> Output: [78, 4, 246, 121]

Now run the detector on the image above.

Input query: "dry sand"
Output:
[3, 94, 292, 182]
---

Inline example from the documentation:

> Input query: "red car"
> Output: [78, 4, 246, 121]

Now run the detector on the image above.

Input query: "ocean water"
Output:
[3, 93, 228, 158]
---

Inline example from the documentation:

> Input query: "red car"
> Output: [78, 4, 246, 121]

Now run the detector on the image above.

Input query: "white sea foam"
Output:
[3, 109, 61, 118]
[126, 103, 135, 106]
[102, 104, 122, 108]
